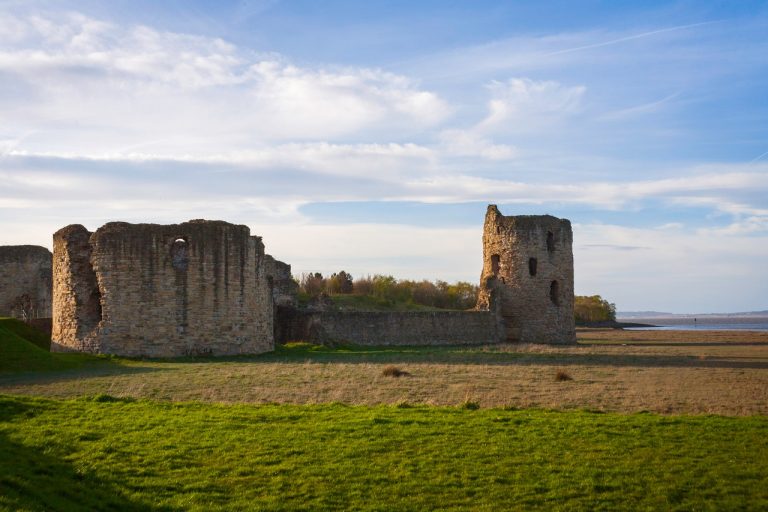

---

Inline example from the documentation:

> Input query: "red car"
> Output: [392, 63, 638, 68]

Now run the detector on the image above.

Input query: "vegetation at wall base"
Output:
[1, 395, 766, 511]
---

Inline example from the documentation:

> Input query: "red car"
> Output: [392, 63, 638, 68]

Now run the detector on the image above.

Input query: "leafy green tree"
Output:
[574, 295, 616, 324]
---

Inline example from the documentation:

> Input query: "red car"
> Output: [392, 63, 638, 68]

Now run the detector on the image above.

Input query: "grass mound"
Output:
[0, 395, 766, 511]
[0, 317, 96, 374]
[0, 318, 51, 350]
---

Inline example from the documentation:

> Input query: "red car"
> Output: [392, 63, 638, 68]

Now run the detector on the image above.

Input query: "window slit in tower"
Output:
[528, 257, 537, 276]
[546, 231, 555, 253]
[491, 254, 500, 276]
[549, 280, 559, 306]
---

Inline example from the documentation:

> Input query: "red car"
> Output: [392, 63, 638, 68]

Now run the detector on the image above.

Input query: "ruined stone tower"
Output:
[51, 220, 274, 357]
[477, 205, 576, 344]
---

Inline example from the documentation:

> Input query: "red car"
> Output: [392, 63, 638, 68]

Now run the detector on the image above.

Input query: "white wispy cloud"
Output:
[574, 221, 768, 311]
[476, 78, 586, 132]
[436, 130, 517, 160]
[0, 11, 450, 155]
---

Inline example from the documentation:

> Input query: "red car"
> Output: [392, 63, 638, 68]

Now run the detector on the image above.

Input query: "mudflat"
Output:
[1, 328, 766, 415]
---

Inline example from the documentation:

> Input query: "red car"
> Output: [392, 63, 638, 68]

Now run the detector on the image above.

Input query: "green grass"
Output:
[0, 318, 51, 351]
[324, 294, 450, 312]
[0, 317, 104, 374]
[1, 395, 766, 511]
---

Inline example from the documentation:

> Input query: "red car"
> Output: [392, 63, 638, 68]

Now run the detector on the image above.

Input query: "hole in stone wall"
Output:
[171, 238, 189, 271]
[91, 287, 102, 322]
[547, 231, 555, 253]
[491, 254, 500, 276]
[550, 280, 559, 306]
[496, 226, 500, 234]
[529, 257, 537, 276]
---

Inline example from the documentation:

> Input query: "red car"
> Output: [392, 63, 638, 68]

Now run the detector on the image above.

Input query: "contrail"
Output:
[749, 149, 768, 164]
[545, 20, 721, 57]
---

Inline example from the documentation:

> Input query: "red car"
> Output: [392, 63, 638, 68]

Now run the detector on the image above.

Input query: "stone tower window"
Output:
[171, 238, 189, 271]
[549, 280, 559, 306]
[546, 231, 555, 253]
[528, 257, 537, 276]
[491, 254, 500, 276]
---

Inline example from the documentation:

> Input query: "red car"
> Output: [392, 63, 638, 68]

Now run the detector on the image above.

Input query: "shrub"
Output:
[382, 365, 409, 377]
[460, 400, 481, 410]
[555, 370, 573, 382]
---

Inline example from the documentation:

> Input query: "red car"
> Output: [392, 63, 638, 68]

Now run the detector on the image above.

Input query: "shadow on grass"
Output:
[142, 342, 768, 370]
[0, 361, 171, 387]
[0, 399, 169, 511]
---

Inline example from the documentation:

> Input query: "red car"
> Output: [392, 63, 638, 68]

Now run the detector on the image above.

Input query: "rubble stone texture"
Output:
[477, 205, 576, 344]
[51, 220, 274, 357]
[0, 245, 52, 319]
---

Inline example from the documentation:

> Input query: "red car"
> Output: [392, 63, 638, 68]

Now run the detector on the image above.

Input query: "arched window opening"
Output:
[528, 257, 537, 276]
[549, 280, 559, 306]
[491, 254, 500, 276]
[171, 237, 189, 271]
[546, 231, 555, 253]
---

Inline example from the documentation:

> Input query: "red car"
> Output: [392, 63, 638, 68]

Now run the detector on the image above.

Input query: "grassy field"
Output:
[2, 322, 768, 510]
[2, 395, 767, 511]
[3, 328, 767, 415]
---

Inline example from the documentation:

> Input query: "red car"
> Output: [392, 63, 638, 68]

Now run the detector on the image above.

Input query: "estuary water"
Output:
[620, 317, 768, 332]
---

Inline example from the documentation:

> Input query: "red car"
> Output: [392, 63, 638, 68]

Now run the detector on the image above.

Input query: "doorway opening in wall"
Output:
[171, 238, 189, 271]
[549, 280, 559, 306]
[491, 254, 500, 276]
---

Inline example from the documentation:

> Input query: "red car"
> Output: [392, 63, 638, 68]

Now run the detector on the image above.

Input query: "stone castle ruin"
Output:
[0, 245, 52, 320]
[51, 220, 279, 357]
[477, 205, 576, 343]
[2, 205, 575, 356]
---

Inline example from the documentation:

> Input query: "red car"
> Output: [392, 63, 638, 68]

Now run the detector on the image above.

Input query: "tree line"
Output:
[297, 272, 479, 310]
[574, 295, 616, 324]
[297, 271, 617, 321]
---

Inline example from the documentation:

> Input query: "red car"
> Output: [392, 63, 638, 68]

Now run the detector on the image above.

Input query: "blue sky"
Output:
[1, 0, 767, 313]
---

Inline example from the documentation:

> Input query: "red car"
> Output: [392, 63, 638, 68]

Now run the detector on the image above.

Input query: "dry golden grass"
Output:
[1, 328, 766, 415]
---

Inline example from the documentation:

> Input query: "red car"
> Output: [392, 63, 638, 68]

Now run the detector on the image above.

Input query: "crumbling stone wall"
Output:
[264, 255, 299, 343]
[283, 310, 500, 346]
[477, 205, 576, 344]
[51, 220, 274, 357]
[264, 255, 298, 308]
[0, 245, 52, 319]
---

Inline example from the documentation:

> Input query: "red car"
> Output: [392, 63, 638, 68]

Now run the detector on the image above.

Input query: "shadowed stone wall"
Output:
[0, 245, 52, 319]
[282, 310, 500, 346]
[477, 205, 576, 344]
[52, 220, 274, 357]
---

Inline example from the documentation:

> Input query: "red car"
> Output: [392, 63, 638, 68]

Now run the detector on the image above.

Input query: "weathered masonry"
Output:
[51, 220, 275, 357]
[477, 205, 576, 344]
[0, 245, 52, 319]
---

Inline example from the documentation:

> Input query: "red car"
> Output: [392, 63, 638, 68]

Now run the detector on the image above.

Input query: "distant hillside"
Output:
[618, 310, 768, 319]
